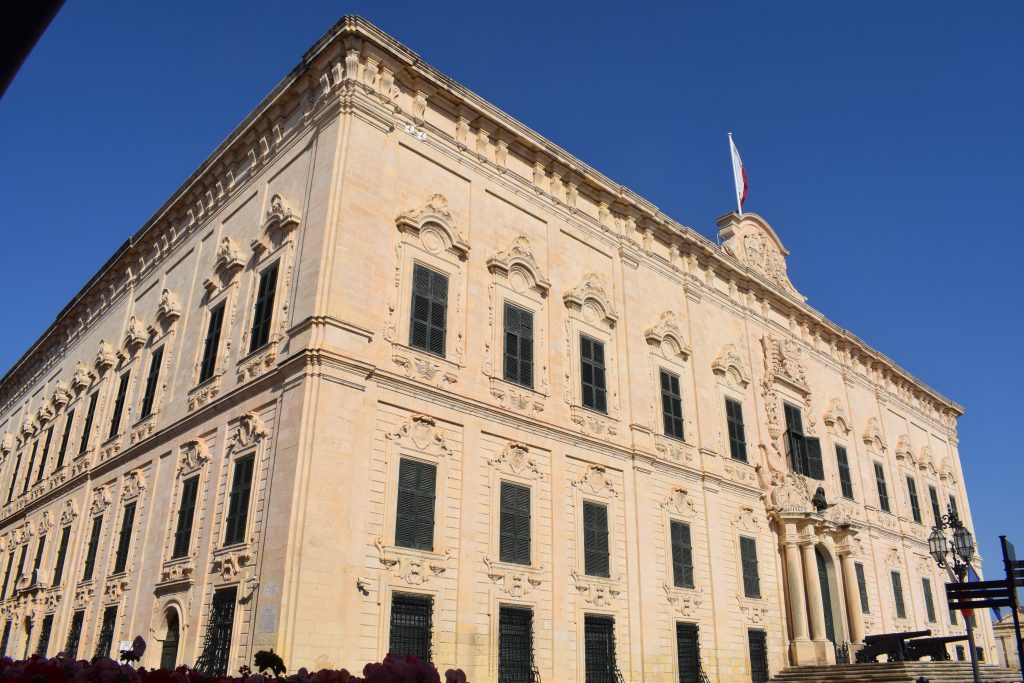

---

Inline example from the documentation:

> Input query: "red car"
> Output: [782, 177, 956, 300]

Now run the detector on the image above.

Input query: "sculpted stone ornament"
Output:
[488, 442, 542, 479]
[154, 289, 182, 328]
[711, 344, 750, 388]
[123, 316, 147, 354]
[862, 417, 887, 452]
[823, 399, 851, 435]
[563, 273, 618, 326]
[204, 237, 246, 294]
[71, 362, 92, 393]
[213, 547, 253, 581]
[386, 414, 451, 458]
[486, 236, 550, 294]
[570, 568, 621, 607]
[95, 340, 116, 374]
[179, 438, 211, 475]
[228, 411, 268, 452]
[717, 212, 803, 300]
[90, 486, 112, 516]
[122, 469, 147, 500]
[572, 464, 621, 499]
[261, 194, 302, 248]
[0, 432, 12, 456]
[663, 584, 705, 617]
[644, 311, 690, 360]
[395, 194, 469, 259]
[769, 472, 812, 515]
[59, 500, 79, 526]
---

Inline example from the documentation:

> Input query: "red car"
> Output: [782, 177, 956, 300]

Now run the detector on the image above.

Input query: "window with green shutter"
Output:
[855, 562, 870, 614]
[223, 455, 255, 546]
[740, 536, 761, 598]
[22, 441, 38, 495]
[875, 462, 890, 513]
[929, 485, 942, 526]
[108, 372, 131, 439]
[670, 520, 694, 589]
[95, 605, 118, 659]
[51, 526, 71, 586]
[836, 445, 854, 499]
[583, 501, 610, 578]
[660, 370, 684, 440]
[580, 336, 607, 413]
[0, 621, 10, 657]
[409, 264, 448, 357]
[725, 398, 747, 462]
[79, 392, 98, 455]
[113, 502, 136, 573]
[785, 403, 824, 480]
[395, 458, 436, 551]
[948, 495, 959, 518]
[907, 476, 922, 523]
[892, 571, 906, 619]
[499, 482, 531, 565]
[503, 303, 534, 389]
[82, 516, 103, 581]
[139, 346, 164, 418]
[249, 261, 279, 353]
[55, 409, 73, 469]
[199, 303, 225, 383]
[35, 426, 53, 483]
[173, 476, 200, 559]
[0, 554, 12, 601]
[4, 452, 21, 504]
[64, 611, 84, 660]
[922, 577, 936, 622]
[35, 614, 53, 657]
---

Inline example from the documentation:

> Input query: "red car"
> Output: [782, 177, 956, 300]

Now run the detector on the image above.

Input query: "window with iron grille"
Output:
[55, 409, 73, 469]
[64, 611, 84, 660]
[223, 455, 255, 547]
[52, 526, 71, 586]
[409, 264, 448, 357]
[922, 577, 936, 622]
[785, 403, 824, 480]
[579, 335, 607, 413]
[929, 485, 942, 526]
[503, 303, 534, 389]
[389, 593, 432, 661]
[113, 502, 137, 573]
[874, 462, 890, 512]
[95, 605, 117, 659]
[22, 441, 38, 495]
[748, 629, 769, 683]
[196, 586, 237, 675]
[660, 370, 685, 440]
[836, 445, 854, 500]
[161, 612, 180, 670]
[906, 476, 922, 523]
[725, 398, 747, 462]
[395, 458, 436, 551]
[854, 562, 870, 614]
[583, 501, 609, 578]
[5, 452, 21, 504]
[35, 426, 53, 483]
[173, 476, 200, 559]
[499, 482, 530, 565]
[584, 614, 617, 683]
[740, 536, 761, 598]
[79, 392, 98, 455]
[249, 261, 279, 353]
[891, 571, 906, 619]
[35, 614, 53, 657]
[499, 605, 534, 683]
[956, 645, 965, 660]
[948, 495, 959, 518]
[676, 622, 701, 683]
[670, 520, 694, 589]
[199, 303, 225, 384]
[82, 515, 103, 581]
[108, 372, 131, 439]
[0, 553, 12, 601]
[139, 346, 164, 418]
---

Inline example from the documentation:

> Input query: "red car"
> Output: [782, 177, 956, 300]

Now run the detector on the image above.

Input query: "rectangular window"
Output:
[907, 476, 922, 523]
[14, 546, 26, 589]
[0, 553, 13, 601]
[583, 501, 610, 578]
[35, 426, 53, 483]
[855, 561, 870, 614]
[499, 482, 531, 565]
[199, 302, 225, 383]
[892, 571, 906, 619]
[108, 372, 131, 439]
[948, 495, 959, 518]
[249, 261, 279, 353]
[785, 403, 824, 480]
[95, 605, 117, 659]
[22, 441, 38, 495]
[583, 614, 617, 683]
[660, 369, 685, 440]
[56, 409, 74, 469]
[875, 462, 890, 513]
[82, 515, 103, 581]
[36, 614, 54, 657]
[113, 502, 136, 573]
[408, 263, 448, 357]
[223, 455, 255, 546]
[172, 476, 200, 559]
[51, 526, 71, 586]
[0, 621, 9, 657]
[836, 445, 854, 499]
[196, 587, 237, 675]
[139, 346, 164, 418]
[740, 536, 761, 598]
[929, 485, 942, 526]
[503, 303, 534, 389]
[922, 577, 936, 622]
[579, 335, 607, 413]
[4, 452, 21, 504]
[675, 622, 701, 683]
[748, 629, 769, 683]
[32, 535, 46, 580]
[498, 605, 534, 683]
[64, 611, 84, 660]
[389, 593, 432, 662]
[79, 392, 98, 455]
[670, 520, 695, 589]
[725, 398, 747, 462]
[949, 606, 958, 625]
[394, 458, 436, 551]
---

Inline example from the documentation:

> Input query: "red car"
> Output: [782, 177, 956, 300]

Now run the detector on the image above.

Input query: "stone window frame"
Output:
[375, 582, 439, 663]
[730, 506, 765, 604]
[570, 463, 624, 592]
[77, 484, 113, 590]
[483, 236, 550, 413]
[484, 596, 540, 683]
[149, 599, 186, 669]
[485, 442, 544, 573]
[644, 311, 696, 463]
[562, 274, 620, 436]
[711, 344, 752, 464]
[159, 436, 213, 584]
[660, 486, 699, 595]
[384, 194, 469, 387]
[97, 335, 143, 463]
[128, 289, 181, 445]
[193, 236, 247, 409]
[103, 469, 147, 583]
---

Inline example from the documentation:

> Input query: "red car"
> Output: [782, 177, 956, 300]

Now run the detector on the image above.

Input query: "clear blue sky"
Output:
[1, 2, 1021, 581]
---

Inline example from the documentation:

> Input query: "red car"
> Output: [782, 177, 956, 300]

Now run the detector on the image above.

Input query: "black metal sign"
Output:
[945, 579, 1014, 611]
[998, 536, 1024, 683]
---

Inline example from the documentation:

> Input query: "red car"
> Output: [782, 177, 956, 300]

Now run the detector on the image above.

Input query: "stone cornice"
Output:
[0, 15, 962, 429]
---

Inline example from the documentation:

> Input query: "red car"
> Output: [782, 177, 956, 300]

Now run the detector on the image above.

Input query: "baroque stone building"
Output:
[0, 15, 995, 683]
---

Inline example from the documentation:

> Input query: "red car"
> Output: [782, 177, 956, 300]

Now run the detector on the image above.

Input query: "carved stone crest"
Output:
[386, 414, 450, 458]
[95, 340, 116, 374]
[90, 486, 112, 515]
[486, 236, 550, 294]
[769, 472, 811, 515]
[718, 213, 802, 299]
[572, 464, 621, 499]
[262, 194, 301, 244]
[661, 487, 696, 517]
[488, 442, 542, 478]
[122, 469, 147, 500]
[71, 362, 92, 393]
[228, 412, 268, 452]
[179, 438, 211, 475]
[123, 316, 147, 354]
[59, 499, 78, 526]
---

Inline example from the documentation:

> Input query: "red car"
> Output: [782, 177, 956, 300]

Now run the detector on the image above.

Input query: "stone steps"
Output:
[769, 661, 1022, 683]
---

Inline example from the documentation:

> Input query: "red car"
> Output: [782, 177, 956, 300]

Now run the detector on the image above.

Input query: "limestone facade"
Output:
[0, 15, 996, 682]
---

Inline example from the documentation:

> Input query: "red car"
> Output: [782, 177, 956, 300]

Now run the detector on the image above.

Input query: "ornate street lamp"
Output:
[931, 506, 980, 683]
[929, 527, 949, 565]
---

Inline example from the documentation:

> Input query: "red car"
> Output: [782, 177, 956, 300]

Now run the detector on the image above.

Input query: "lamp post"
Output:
[929, 506, 981, 683]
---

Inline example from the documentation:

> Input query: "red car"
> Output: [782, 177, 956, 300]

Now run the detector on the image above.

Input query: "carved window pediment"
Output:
[178, 438, 211, 476]
[385, 414, 450, 459]
[485, 236, 550, 295]
[563, 273, 617, 327]
[227, 411, 268, 454]
[712, 344, 750, 389]
[661, 487, 695, 518]
[71, 362, 93, 393]
[644, 311, 690, 360]
[150, 289, 182, 334]
[823, 399, 851, 435]
[90, 485, 112, 516]
[95, 340, 116, 375]
[122, 469, 147, 501]
[862, 417, 887, 452]
[572, 464, 621, 499]
[487, 441, 542, 479]
[123, 316, 148, 355]
[395, 193, 469, 259]
[260, 194, 301, 248]
[204, 237, 246, 295]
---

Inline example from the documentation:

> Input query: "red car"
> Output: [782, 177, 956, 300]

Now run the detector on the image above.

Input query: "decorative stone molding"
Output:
[733, 505, 761, 533]
[38, 510, 54, 535]
[203, 237, 246, 295]
[261, 194, 302, 245]
[187, 376, 223, 412]
[762, 335, 809, 394]
[19, 413, 39, 444]
[711, 344, 750, 389]
[130, 414, 158, 446]
[71, 455, 91, 477]
[123, 316, 147, 355]
[895, 434, 913, 463]
[52, 381, 72, 409]
[739, 600, 771, 625]
[227, 412, 268, 453]
[390, 352, 458, 387]
[482, 556, 544, 598]
[917, 446, 934, 471]
[374, 538, 451, 586]
[572, 464, 621, 499]
[823, 399, 851, 435]
[374, 537, 399, 569]
[237, 343, 278, 383]
[562, 273, 618, 327]
[36, 400, 55, 426]
[395, 194, 469, 259]
[71, 362, 92, 393]
[121, 469, 147, 501]
[59, 499, 78, 526]
[213, 547, 253, 581]
[938, 457, 957, 484]
[103, 576, 130, 602]
[95, 340, 116, 374]
[1, 432, 14, 456]
[644, 311, 690, 360]
[385, 414, 451, 459]
[655, 437, 695, 464]
[661, 487, 696, 518]
[89, 485, 112, 516]
[159, 559, 196, 586]
[570, 568, 621, 607]
[485, 236, 550, 295]
[768, 472, 812, 515]
[883, 547, 901, 569]
[664, 584, 705, 617]
[862, 418, 887, 452]
[74, 585, 94, 609]
[718, 212, 803, 299]
[761, 334, 814, 471]
[487, 442, 543, 479]
[178, 438, 211, 476]
[153, 289, 182, 330]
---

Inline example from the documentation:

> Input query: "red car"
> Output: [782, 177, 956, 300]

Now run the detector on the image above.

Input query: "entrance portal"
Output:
[815, 547, 835, 644]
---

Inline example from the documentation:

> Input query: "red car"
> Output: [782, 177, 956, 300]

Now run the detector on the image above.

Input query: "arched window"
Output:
[160, 611, 180, 670]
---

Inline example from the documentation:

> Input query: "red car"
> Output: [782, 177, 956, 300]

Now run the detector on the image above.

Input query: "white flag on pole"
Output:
[729, 133, 748, 215]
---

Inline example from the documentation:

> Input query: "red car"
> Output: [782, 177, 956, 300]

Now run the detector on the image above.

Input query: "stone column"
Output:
[785, 541, 810, 642]
[801, 542, 827, 642]
[839, 551, 866, 644]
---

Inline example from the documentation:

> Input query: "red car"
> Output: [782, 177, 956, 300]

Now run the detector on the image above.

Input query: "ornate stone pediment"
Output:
[386, 414, 451, 458]
[204, 237, 246, 294]
[718, 212, 803, 300]
[823, 399, 851, 435]
[762, 335, 809, 394]
[122, 469, 147, 501]
[37, 400, 55, 426]
[486, 236, 550, 295]
[123, 316, 147, 354]
[644, 311, 690, 360]
[488, 442, 542, 479]
[572, 464, 621, 499]
[213, 547, 253, 581]
[395, 194, 469, 259]
[178, 438, 211, 475]
[52, 381, 72, 409]
[862, 417, 887, 452]
[153, 289, 182, 330]
[711, 344, 750, 388]
[71, 362, 92, 393]
[90, 485, 112, 516]
[227, 412, 268, 453]
[563, 273, 618, 326]
[59, 500, 78, 526]
[0, 432, 12, 456]
[661, 487, 695, 518]
[895, 434, 913, 463]
[261, 194, 301, 245]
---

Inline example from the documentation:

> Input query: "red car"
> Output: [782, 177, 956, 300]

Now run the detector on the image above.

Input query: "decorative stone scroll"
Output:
[227, 412, 268, 453]
[661, 487, 696, 518]
[385, 414, 451, 459]
[203, 237, 246, 295]
[71, 362, 92, 393]
[823, 399, 851, 435]
[711, 344, 750, 389]
[122, 469, 147, 501]
[487, 442, 542, 479]
[178, 438, 211, 476]
[572, 464, 621, 499]
[562, 273, 618, 327]
[570, 568, 622, 607]
[152, 289, 182, 331]
[862, 418, 887, 452]
[123, 317, 147, 355]
[395, 194, 469, 259]
[95, 341, 116, 374]
[90, 485, 112, 516]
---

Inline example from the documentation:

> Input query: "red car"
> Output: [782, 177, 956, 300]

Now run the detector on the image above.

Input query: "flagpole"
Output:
[729, 132, 743, 217]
